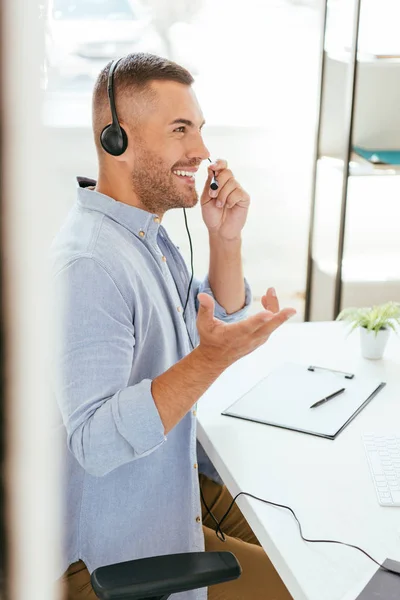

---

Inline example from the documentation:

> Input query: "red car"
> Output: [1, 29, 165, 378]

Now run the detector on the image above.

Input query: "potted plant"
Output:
[336, 301, 400, 360]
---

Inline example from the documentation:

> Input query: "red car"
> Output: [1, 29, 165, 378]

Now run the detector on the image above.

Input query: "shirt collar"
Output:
[76, 177, 161, 243]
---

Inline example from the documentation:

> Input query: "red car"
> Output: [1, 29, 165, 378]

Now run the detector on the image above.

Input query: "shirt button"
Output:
[154, 216, 160, 223]
[192, 409, 197, 416]
[194, 463, 198, 469]
[196, 516, 201, 523]
[139, 230, 145, 238]
[162, 256, 167, 262]
[177, 306, 181, 312]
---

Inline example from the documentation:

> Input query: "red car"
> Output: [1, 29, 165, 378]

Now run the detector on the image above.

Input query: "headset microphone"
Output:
[208, 158, 219, 191]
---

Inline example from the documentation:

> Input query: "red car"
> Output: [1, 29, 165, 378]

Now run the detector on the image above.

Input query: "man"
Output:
[53, 53, 296, 599]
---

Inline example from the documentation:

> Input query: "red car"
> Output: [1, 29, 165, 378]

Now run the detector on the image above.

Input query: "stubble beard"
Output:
[131, 146, 198, 215]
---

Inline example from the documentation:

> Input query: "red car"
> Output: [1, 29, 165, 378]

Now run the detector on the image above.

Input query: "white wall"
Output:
[3, 0, 62, 598]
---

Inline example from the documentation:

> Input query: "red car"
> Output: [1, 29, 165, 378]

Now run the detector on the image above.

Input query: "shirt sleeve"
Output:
[53, 257, 166, 477]
[194, 275, 252, 323]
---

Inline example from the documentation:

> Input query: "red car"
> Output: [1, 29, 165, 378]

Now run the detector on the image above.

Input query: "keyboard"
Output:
[363, 433, 400, 506]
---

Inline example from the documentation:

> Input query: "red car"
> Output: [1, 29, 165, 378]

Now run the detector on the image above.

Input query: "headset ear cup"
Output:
[120, 127, 128, 153]
[100, 124, 128, 156]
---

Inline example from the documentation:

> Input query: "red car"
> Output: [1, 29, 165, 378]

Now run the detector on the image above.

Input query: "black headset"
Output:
[100, 58, 128, 156]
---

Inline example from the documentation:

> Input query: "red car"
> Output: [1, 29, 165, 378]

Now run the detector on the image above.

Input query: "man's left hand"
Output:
[200, 159, 250, 240]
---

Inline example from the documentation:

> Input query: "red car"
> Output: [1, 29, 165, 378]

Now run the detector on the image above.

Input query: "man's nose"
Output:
[187, 135, 210, 162]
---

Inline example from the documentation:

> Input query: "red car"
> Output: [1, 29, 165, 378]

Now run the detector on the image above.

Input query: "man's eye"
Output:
[174, 126, 186, 133]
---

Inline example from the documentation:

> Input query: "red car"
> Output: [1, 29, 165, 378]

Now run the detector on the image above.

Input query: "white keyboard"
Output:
[363, 433, 400, 506]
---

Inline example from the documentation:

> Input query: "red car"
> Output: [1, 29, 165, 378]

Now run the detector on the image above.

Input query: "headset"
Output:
[100, 56, 219, 188]
[100, 58, 128, 156]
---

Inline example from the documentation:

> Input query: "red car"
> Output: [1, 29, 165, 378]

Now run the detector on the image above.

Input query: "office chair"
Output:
[91, 551, 241, 599]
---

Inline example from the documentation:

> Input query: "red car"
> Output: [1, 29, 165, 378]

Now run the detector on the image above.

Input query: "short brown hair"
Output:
[92, 53, 194, 152]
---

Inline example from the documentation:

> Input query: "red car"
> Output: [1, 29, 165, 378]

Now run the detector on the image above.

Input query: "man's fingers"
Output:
[197, 303, 296, 363]
[238, 309, 276, 334]
[208, 158, 228, 173]
[261, 287, 280, 314]
[213, 178, 238, 207]
[197, 293, 215, 322]
[229, 305, 294, 337]
[256, 307, 296, 336]
[207, 168, 233, 191]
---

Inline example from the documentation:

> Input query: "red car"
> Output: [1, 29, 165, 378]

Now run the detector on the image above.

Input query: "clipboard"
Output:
[221, 363, 386, 440]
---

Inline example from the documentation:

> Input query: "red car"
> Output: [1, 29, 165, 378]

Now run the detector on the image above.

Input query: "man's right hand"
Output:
[196, 291, 296, 369]
[152, 289, 296, 435]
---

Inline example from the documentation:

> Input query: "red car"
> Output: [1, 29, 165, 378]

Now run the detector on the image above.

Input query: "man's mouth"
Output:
[172, 169, 196, 179]
[172, 169, 197, 181]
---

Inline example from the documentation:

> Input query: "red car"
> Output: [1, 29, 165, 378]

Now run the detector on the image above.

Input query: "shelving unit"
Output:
[305, 0, 400, 321]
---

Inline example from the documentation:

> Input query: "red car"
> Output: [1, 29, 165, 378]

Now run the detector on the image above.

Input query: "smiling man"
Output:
[52, 53, 295, 600]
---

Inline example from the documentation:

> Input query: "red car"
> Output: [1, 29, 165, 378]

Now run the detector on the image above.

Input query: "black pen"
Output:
[309, 387, 346, 409]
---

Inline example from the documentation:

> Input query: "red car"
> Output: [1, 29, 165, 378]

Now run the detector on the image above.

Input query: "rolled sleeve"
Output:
[112, 380, 165, 458]
[196, 275, 252, 323]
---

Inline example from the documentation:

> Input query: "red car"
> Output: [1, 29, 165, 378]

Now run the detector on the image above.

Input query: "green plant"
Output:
[336, 302, 400, 336]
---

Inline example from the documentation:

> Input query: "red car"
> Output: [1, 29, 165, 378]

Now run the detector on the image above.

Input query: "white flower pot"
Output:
[360, 327, 390, 360]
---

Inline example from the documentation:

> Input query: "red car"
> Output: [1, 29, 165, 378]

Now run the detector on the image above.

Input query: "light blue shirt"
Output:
[51, 178, 251, 599]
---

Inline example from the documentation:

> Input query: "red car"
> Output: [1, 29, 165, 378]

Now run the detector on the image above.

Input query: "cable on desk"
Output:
[200, 484, 400, 578]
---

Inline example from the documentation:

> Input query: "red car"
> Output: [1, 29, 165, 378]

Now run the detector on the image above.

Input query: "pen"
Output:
[309, 387, 346, 409]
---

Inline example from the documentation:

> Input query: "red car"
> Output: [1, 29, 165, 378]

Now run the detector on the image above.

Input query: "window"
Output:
[44, 0, 325, 319]
[52, 0, 136, 21]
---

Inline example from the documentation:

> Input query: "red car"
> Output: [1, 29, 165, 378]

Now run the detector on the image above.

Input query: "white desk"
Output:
[197, 322, 400, 600]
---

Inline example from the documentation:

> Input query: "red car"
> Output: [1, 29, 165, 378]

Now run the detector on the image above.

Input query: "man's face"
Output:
[129, 81, 210, 216]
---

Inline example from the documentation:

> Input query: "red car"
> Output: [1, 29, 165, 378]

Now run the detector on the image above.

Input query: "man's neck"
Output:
[94, 168, 165, 220]
[95, 172, 145, 212]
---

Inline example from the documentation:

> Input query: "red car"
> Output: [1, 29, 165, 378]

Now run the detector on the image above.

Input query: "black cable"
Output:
[182, 208, 196, 351]
[182, 208, 194, 319]
[200, 484, 226, 542]
[200, 486, 400, 578]
[182, 158, 218, 347]
[181, 208, 226, 539]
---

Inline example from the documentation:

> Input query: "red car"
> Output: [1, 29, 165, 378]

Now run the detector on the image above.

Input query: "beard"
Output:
[131, 143, 199, 215]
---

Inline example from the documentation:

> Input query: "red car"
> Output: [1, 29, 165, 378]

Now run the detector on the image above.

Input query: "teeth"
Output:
[173, 170, 195, 178]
